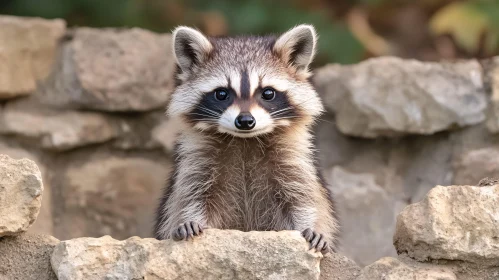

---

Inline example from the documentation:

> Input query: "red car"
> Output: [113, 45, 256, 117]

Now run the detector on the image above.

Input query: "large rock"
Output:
[51, 229, 321, 280]
[452, 147, 499, 185]
[314, 57, 486, 138]
[0, 144, 53, 235]
[485, 57, 499, 133]
[0, 154, 43, 236]
[319, 253, 360, 280]
[0, 98, 178, 152]
[0, 16, 65, 99]
[41, 27, 175, 112]
[0, 233, 59, 280]
[328, 167, 401, 266]
[0, 98, 119, 151]
[396, 255, 499, 280]
[110, 110, 166, 150]
[394, 184, 499, 265]
[357, 257, 456, 280]
[315, 113, 454, 204]
[52, 152, 170, 239]
[389, 132, 454, 203]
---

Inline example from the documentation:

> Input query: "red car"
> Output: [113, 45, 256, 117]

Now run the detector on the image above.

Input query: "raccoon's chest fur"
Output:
[205, 137, 293, 231]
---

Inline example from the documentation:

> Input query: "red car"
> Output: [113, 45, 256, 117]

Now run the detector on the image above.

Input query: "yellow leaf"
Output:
[430, 2, 491, 53]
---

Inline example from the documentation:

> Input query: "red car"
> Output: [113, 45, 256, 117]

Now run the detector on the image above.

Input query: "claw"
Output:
[192, 221, 200, 236]
[173, 221, 205, 241]
[173, 224, 187, 241]
[310, 232, 321, 249]
[321, 241, 330, 254]
[301, 228, 331, 254]
[186, 223, 194, 240]
[301, 228, 314, 242]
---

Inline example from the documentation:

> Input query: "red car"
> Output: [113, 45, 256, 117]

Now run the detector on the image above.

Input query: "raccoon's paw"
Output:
[301, 228, 330, 254]
[173, 221, 204, 241]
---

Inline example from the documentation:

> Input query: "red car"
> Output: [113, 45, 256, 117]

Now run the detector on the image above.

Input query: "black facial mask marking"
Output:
[187, 89, 234, 122]
[256, 89, 299, 119]
[187, 87, 299, 126]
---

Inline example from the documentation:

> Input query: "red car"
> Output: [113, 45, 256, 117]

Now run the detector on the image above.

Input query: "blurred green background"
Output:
[1, 0, 499, 65]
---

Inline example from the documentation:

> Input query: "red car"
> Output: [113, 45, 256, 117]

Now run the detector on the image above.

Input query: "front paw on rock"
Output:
[301, 228, 330, 254]
[173, 221, 204, 241]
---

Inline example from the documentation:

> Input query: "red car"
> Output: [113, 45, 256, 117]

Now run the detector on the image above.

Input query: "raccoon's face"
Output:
[168, 25, 324, 138]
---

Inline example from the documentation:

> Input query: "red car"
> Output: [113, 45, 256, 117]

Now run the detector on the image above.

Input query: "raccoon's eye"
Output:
[262, 88, 276, 101]
[214, 89, 229, 101]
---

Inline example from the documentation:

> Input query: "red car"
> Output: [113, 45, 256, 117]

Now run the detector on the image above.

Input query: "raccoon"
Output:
[155, 24, 338, 253]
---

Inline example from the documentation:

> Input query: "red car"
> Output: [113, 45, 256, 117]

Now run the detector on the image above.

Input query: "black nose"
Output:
[235, 113, 256, 130]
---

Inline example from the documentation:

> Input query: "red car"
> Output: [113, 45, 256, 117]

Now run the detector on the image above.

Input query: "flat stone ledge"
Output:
[51, 229, 322, 280]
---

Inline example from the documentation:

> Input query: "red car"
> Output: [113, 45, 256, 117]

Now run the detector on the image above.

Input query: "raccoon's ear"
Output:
[273, 24, 317, 71]
[172, 26, 213, 72]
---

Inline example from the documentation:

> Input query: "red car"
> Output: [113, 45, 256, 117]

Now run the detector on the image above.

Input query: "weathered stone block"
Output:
[314, 57, 486, 137]
[357, 257, 456, 280]
[53, 152, 170, 240]
[0, 98, 119, 151]
[51, 229, 321, 280]
[328, 167, 401, 266]
[0, 16, 65, 99]
[319, 252, 360, 280]
[0, 144, 53, 236]
[41, 27, 175, 112]
[485, 57, 499, 133]
[453, 147, 499, 185]
[0, 154, 43, 237]
[0, 233, 59, 280]
[394, 184, 499, 265]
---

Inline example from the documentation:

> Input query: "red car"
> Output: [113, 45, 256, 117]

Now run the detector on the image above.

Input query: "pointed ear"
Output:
[273, 24, 317, 71]
[172, 26, 213, 73]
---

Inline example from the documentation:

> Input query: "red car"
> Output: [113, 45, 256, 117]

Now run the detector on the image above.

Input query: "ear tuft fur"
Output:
[172, 26, 213, 73]
[273, 24, 317, 71]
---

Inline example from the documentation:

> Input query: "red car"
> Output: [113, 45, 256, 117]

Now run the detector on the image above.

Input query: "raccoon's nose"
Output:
[235, 113, 256, 130]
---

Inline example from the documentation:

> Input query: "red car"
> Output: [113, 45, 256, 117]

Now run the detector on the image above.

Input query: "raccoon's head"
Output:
[168, 24, 324, 138]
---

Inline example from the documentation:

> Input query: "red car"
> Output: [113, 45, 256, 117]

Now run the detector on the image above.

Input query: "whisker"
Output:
[192, 106, 221, 117]
[193, 111, 219, 118]
[195, 106, 221, 117]
[190, 119, 219, 123]
[172, 100, 222, 117]
[317, 117, 336, 125]
[187, 113, 219, 118]
[270, 107, 294, 116]
[272, 116, 298, 120]
[272, 112, 298, 118]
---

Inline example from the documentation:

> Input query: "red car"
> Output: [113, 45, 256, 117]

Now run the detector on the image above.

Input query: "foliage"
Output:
[1, 0, 499, 64]
[430, 0, 499, 55]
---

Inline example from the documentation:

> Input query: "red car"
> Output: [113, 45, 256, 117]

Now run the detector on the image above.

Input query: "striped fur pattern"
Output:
[155, 25, 338, 251]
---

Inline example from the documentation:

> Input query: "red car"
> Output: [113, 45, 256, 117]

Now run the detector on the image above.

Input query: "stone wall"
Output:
[1, 15, 499, 270]
[0, 15, 177, 242]
[314, 57, 499, 266]
[1, 154, 498, 279]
